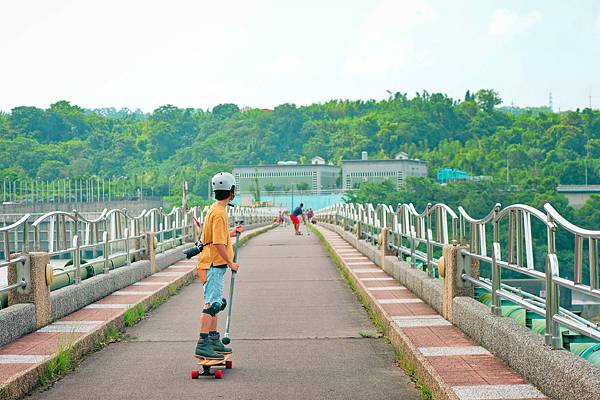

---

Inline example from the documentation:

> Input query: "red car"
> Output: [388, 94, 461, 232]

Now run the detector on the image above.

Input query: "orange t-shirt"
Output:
[197, 202, 233, 270]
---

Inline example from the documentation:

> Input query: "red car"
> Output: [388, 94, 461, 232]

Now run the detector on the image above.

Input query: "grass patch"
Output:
[124, 304, 146, 327]
[168, 283, 178, 296]
[151, 294, 170, 309]
[39, 343, 74, 386]
[94, 325, 124, 351]
[311, 223, 433, 400]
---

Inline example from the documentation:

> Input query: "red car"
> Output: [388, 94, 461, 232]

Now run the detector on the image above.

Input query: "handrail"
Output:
[317, 201, 600, 350]
[1, 204, 279, 304]
[0, 214, 31, 232]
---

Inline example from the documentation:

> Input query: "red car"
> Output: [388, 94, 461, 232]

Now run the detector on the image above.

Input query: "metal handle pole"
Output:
[224, 231, 240, 340]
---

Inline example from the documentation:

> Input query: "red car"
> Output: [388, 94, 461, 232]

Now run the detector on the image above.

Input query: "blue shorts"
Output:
[203, 266, 226, 306]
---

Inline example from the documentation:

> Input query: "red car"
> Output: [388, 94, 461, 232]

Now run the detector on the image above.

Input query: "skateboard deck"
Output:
[195, 353, 230, 366]
[192, 354, 232, 379]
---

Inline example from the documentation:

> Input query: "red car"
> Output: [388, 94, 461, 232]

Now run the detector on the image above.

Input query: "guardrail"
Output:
[1, 205, 277, 307]
[0, 214, 31, 297]
[318, 202, 600, 350]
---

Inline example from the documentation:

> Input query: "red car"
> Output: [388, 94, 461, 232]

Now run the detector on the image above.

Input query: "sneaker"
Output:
[210, 333, 232, 354]
[195, 337, 224, 359]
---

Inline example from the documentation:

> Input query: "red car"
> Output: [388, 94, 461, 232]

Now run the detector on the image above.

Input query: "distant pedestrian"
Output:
[290, 203, 306, 235]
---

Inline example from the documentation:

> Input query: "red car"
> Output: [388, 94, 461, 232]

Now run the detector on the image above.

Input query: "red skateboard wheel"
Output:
[225, 360, 233, 369]
[214, 370, 223, 379]
[191, 370, 199, 379]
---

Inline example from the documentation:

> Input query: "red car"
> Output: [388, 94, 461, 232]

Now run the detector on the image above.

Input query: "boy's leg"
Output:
[207, 266, 232, 354]
[195, 268, 225, 359]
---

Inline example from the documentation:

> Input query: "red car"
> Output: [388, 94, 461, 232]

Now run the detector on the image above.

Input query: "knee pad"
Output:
[220, 298, 227, 311]
[202, 301, 222, 316]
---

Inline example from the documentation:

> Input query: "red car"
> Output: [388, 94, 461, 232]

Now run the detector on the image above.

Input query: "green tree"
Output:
[475, 89, 502, 113]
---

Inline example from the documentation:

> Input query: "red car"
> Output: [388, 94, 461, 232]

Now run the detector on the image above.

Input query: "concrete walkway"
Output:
[31, 227, 419, 400]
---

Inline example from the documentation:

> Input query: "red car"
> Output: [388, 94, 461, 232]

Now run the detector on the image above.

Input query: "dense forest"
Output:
[0, 90, 599, 216]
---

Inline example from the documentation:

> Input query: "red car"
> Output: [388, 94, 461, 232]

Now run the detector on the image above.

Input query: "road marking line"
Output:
[133, 282, 168, 286]
[360, 277, 394, 281]
[452, 384, 545, 400]
[394, 317, 451, 327]
[368, 286, 406, 291]
[351, 268, 384, 273]
[378, 298, 422, 304]
[347, 262, 377, 266]
[418, 346, 490, 357]
[38, 321, 103, 333]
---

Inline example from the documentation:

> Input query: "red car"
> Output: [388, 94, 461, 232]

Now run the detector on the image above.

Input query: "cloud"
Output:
[343, 0, 435, 78]
[488, 9, 542, 37]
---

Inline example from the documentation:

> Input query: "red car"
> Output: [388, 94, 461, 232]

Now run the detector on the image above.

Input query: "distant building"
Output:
[437, 167, 492, 185]
[437, 167, 468, 184]
[557, 185, 600, 208]
[311, 156, 325, 165]
[233, 163, 340, 194]
[342, 152, 428, 190]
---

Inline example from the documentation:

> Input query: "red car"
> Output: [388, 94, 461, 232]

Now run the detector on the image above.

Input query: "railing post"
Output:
[8, 252, 53, 328]
[442, 243, 479, 321]
[380, 227, 392, 270]
[103, 231, 110, 274]
[73, 235, 81, 284]
[143, 232, 158, 273]
[124, 228, 131, 266]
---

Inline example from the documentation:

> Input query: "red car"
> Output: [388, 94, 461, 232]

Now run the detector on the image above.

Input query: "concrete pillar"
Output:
[380, 228, 392, 268]
[355, 222, 361, 240]
[143, 232, 158, 273]
[441, 243, 479, 321]
[8, 252, 52, 329]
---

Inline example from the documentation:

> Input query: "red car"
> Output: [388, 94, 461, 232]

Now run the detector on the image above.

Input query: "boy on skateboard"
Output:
[290, 203, 306, 235]
[195, 172, 243, 360]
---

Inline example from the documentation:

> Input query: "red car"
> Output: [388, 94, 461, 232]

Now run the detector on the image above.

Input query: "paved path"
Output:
[31, 227, 419, 400]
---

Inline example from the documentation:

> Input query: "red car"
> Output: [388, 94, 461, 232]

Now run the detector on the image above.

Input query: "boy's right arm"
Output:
[214, 244, 239, 272]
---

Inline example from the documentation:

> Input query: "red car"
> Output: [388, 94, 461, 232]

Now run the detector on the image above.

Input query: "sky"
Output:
[0, 0, 599, 112]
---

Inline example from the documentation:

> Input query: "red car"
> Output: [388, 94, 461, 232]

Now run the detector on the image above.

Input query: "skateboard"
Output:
[191, 354, 232, 379]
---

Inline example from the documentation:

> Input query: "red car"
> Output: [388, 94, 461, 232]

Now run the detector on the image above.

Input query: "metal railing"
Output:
[317, 201, 600, 350]
[1, 204, 277, 306]
[0, 214, 31, 296]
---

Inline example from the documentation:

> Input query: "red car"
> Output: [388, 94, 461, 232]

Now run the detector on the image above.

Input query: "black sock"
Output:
[200, 333, 208, 340]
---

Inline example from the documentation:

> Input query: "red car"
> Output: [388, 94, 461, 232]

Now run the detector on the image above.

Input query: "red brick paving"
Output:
[138, 276, 176, 283]
[61, 307, 126, 322]
[371, 290, 415, 299]
[362, 280, 404, 288]
[380, 302, 437, 316]
[429, 355, 527, 386]
[0, 332, 80, 356]
[0, 364, 32, 382]
[96, 295, 146, 304]
[355, 272, 388, 278]
[402, 326, 474, 347]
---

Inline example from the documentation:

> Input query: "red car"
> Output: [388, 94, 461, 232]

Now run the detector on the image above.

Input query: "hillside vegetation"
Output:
[0, 90, 598, 215]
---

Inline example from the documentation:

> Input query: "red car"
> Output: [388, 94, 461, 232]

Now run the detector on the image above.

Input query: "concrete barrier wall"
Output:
[320, 222, 600, 400]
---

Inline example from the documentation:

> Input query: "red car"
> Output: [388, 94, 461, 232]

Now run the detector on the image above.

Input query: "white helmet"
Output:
[212, 172, 236, 192]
